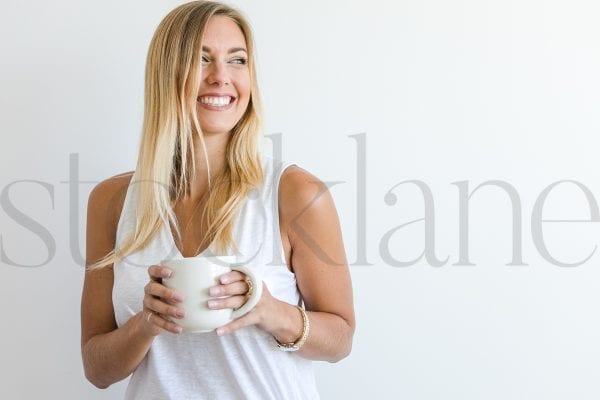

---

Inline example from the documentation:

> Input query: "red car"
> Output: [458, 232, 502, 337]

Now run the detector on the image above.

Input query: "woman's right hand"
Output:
[140, 265, 186, 336]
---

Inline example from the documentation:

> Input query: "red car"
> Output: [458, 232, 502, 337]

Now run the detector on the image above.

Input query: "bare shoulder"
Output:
[279, 165, 335, 217]
[88, 171, 135, 225]
[91, 170, 135, 195]
[278, 165, 342, 256]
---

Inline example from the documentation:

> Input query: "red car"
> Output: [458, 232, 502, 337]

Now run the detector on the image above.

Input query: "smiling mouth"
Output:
[197, 95, 235, 107]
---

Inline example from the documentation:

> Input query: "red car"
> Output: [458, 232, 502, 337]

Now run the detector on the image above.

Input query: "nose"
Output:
[205, 61, 230, 86]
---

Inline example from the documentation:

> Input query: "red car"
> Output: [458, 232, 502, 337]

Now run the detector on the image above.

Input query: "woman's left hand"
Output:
[207, 270, 277, 336]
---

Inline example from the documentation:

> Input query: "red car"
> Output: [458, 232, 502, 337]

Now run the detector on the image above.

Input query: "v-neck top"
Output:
[112, 155, 319, 400]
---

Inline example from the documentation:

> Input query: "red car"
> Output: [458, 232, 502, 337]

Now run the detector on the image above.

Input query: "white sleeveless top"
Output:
[112, 155, 320, 400]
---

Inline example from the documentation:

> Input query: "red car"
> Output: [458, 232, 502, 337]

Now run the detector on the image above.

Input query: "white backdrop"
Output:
[2, 0, 600, 399]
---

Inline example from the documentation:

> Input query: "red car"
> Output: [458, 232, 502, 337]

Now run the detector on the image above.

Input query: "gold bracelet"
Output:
[274, 305, 309, 352]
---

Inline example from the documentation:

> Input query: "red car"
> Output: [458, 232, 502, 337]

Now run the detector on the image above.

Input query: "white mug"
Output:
[161, 255, 263, 333]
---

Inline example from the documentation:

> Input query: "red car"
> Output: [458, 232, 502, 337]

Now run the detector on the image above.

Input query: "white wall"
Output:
[2, 0, 600, 398]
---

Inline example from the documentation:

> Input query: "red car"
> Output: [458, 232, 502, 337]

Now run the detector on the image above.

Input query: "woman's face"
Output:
[196, 16, 251, 136]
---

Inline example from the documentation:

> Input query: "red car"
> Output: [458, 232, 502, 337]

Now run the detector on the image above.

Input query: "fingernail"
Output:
[216, 328, 225, 336]
[172, 292, 184, 302]
[209, 287, 220, 296]
[176, 308, 185, 318]
[208, 300, 218, 309]
[175, 326, 183, 334]
[220, 276, 230, 284]
[163, 269, 172, 278]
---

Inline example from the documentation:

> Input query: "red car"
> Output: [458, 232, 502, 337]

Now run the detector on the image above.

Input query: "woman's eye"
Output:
[201, 55, 210, 63]
[231, 58, 247, 65]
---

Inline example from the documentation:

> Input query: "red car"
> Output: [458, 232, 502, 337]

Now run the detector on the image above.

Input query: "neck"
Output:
[185, 131, 230, 202]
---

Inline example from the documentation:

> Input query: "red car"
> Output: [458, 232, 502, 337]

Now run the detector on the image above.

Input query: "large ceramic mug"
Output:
[160, 255, 262, 333]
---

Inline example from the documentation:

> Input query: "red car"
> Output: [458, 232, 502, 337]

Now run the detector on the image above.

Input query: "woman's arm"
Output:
[209, 166, 356, 362]
[81, 175, 182, 388]
[274, 166, 355, 362]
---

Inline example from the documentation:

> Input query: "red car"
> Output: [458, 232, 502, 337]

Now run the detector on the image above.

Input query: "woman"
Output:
[80, 1, 355, 399]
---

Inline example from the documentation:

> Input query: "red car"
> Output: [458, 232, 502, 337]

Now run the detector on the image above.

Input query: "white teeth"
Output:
[199, 96, 232, 106]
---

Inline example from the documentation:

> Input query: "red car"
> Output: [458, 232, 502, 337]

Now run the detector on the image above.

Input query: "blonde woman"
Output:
[80, 1, 355, 398]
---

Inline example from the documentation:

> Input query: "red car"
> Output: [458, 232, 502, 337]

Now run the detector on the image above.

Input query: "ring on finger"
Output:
[146, 311, 154, 323]
[244, 277, 253, 297]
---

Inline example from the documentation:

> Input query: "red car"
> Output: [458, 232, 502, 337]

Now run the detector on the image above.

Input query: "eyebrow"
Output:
[201, 46, 247, 54]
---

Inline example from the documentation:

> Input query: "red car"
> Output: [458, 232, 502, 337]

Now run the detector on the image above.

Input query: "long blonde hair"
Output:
[88, 1, 264, 270]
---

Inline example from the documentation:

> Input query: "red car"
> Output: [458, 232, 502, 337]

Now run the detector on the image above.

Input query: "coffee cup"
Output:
[160, 255, 263, 333]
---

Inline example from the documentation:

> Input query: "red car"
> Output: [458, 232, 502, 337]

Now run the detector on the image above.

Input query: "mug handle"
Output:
[230, 264, 263, 319]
